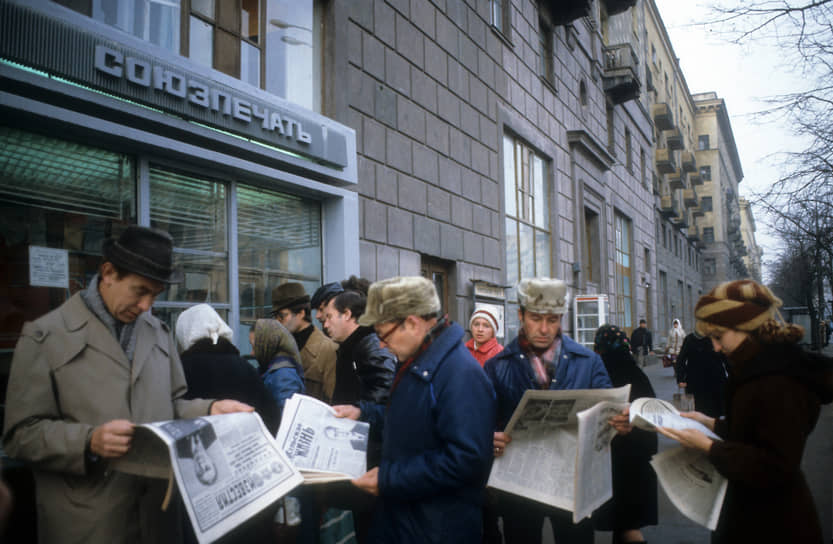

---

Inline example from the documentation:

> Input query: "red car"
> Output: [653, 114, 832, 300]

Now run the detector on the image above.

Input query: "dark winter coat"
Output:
[332, 326, 396, 406]
[484, 334, 612, 429]
[360, 322, 496, 544]
[180, 338, 281, 435]
[674, 333, 728, 418]
[708, 339, 833, 544]
[592, 349, 658, 532]
[629, 327, 653, 355]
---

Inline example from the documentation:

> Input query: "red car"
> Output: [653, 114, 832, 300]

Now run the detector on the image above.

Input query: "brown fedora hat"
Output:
[271, 282, 310, 313]
[102, 225, 183, 284]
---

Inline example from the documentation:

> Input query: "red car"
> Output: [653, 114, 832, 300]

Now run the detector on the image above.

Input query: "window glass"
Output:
[266, 0, 316, 109]
[700, 165, 712, 181]
[92, 0, 181, 53]
[539, 18, 553, 85]
[503, 135, 517, 218]
[241, 41, 261, 87]
[190, 15, 214, 68]
[236, 185, 322, 323]
[192, 0, 215, 19]
[698, 135, 709, 150]
[0, 127, 135, 401]
[241, 0, 260, 42]
[149, 168, 228, 305]
[491, 0, 504, 33]
[614, 213, 633, 330]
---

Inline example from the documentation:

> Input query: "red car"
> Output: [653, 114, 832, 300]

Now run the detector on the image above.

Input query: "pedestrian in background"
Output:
[674, 331, 728, 418]
[664, 318, 685, 374]
[592, 324, 657, 544]
[629, 319, 654, 367]
[466, 308, 504, 366]
[335, 276, 496, 543]
[659, 279, 833, 544]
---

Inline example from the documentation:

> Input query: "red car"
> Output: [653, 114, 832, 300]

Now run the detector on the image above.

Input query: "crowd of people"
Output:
[2, 225, 831, 544]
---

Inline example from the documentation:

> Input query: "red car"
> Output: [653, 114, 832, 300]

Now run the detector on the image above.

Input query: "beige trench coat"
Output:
[2, 293, 213, 544]
[299, 325, 337, 403]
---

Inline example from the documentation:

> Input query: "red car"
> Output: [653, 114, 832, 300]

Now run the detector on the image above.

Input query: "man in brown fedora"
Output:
[3, 225, 252, 544]
[271, 282, 337, 403]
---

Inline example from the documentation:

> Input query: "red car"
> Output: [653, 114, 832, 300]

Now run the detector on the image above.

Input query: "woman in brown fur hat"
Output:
[658, 279, 833, 544]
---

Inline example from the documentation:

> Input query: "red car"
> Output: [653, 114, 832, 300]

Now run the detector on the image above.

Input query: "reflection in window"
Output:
[615, 212, 633, 331]
[149, 168, 228, 305]
[266, 0, 320, 111]
[92, 0, 181, 53]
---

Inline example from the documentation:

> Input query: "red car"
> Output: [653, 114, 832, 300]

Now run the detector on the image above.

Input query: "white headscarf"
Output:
[175, 304, 233, 353]
[667, 318, 686, 354]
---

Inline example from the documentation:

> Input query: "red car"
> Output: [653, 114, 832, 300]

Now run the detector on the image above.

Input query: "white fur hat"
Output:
[517, 278, 569, 314]
[358, 276, 441, 326]
[175, 303, 233, 353]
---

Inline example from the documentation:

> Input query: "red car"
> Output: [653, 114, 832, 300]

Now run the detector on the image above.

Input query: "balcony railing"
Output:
[660, 195, 679, 218]
[651, 103, 674, 131]
[602, 43, 640, 104]
[548, 0, 592, 24]
[655, 148, 676, 174]
[674, 214, 689, 229]
[688, 173, 703, 186]
[693, 205, 705, 218]
[681, 151, 697, 172]
[687, 225, 700, 242]
[602, 0, 637, 15]
[664, 127, 683, 150]
[669, 168, 687, 190]
[684, 187, 698, 207]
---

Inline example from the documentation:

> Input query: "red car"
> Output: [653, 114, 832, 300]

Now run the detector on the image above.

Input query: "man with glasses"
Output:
[271, 282, 337, 403]
[334, 276, 495, 543]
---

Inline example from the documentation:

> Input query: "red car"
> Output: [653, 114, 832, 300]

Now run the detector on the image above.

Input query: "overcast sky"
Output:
[652, 1, 809, 279]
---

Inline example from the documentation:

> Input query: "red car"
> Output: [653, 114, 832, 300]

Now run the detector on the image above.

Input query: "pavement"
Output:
[589, 347, 833, 544]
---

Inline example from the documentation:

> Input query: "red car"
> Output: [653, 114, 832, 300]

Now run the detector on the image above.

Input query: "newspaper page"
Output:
[573, 400, 630, 522]
[276, 393, 369, 483]
[487, 386, 631, 517]
[650, 446, 728, 530]
[629, 398, 720, 440]
[113, 412, 303, 544]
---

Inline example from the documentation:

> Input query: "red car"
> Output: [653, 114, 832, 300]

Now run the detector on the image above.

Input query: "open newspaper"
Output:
[111, 412, 303, 544]
[276, 393, 369, 483]
[629, 397, 727, 530]
[487, 386, 631, 522]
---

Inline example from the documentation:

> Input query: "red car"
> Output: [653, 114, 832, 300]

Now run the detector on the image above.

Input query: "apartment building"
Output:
[739, 197, 763, 282]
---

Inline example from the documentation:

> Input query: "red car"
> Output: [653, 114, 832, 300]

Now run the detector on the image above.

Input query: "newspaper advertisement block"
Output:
[629, 398, 720, 440]
[112, 412, 303, 544]
[276, 393, 369, 483]
[487, 386, 631, 522]
[650, 446, 728, 530]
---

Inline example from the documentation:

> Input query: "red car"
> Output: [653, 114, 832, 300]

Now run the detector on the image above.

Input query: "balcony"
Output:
[688, 173, 703, 186]
[681, 151, 697, 172]
[602, 43, 640, 104]
[652, 103, 674, 131]
[684, 187, 698, 207]
[674, 215, 689, 229]
[693, 205, 705, 218]
[655, 148, 676, 174]
[549, 0, 592, 24]
[660, 195, 679, 218]
[668, 168, 686, 190]
[687, 225, 700, 242]
[664, 127, 683, 150]
[602, 0, 637, 15]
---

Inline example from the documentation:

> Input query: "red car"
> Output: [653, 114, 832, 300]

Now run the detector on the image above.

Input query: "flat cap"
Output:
[358, 276, 441, 326]
[310, 282, 344, 309]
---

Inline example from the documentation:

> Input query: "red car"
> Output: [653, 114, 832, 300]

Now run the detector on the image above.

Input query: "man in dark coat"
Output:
[675, 332, 728, 418]
[629, 319, 653, 367]
[335, 276, 496, 544]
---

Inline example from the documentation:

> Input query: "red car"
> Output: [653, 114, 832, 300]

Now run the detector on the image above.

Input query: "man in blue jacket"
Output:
[334, 276, 496, 543]
[484, 277, 613, 544]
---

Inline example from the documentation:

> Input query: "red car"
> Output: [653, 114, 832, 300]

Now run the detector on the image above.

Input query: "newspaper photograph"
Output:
[112, 412, 303, 544]
[629, 397, 720, 440]
[574, 400, 630, 522]
[487, 386, 630, 519]
[650, 446, 728, 530]
[276, 393, 369, 483]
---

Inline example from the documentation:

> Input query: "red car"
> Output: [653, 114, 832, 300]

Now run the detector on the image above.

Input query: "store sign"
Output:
[0, 2, 348, 168]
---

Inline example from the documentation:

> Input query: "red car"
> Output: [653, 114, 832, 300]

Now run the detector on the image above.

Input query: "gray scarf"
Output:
[80, 273, 138, 362]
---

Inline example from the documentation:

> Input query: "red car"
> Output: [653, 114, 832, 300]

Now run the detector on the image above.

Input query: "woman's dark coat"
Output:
[675, 333, 728, 418]
[593, 349, 658, 531]
[708, 340, 833, 544]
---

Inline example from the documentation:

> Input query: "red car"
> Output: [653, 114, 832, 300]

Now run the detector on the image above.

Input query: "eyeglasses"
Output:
[377, 319, 405, 345]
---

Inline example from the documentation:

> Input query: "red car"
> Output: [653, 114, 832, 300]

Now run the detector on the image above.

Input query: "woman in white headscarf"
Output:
[665, 318, 686, 374]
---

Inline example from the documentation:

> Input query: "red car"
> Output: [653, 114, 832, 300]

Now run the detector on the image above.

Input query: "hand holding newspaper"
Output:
[275, 393, 370, 483]
[111, 412, 303, 544]
[629, 397, 720, 440]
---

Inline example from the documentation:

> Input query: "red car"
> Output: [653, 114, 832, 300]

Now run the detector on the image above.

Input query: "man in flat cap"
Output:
[3, 225, 251, 544]
[272, 282, 337, 403]
[333, 276, 495, 543]
[484, 277, 613, 544]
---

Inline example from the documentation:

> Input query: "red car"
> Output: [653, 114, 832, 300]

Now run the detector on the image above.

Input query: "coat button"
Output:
[422, 371, 428, 377]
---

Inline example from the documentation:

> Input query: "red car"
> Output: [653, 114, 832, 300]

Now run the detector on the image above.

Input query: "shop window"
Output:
[0, 127, 136, 406]
[503, 133, 551, 341]
[236, 184, 322, 332]
[614, 212, 633, 331]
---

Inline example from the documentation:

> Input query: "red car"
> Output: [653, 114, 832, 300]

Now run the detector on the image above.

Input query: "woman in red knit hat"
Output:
[658, 279, 833, 544]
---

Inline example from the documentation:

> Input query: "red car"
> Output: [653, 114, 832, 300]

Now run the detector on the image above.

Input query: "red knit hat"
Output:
[694, 279, 781, 332]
